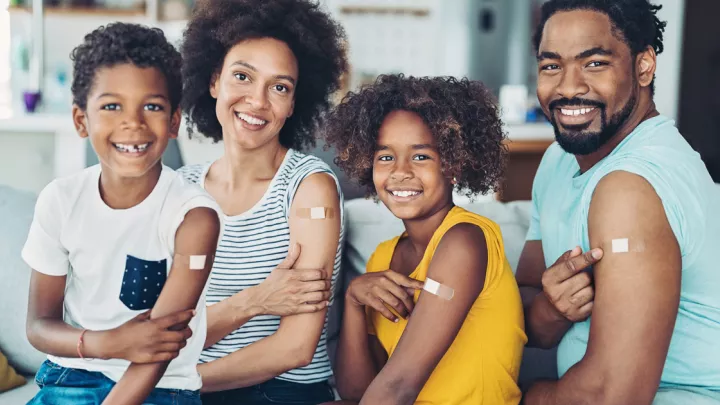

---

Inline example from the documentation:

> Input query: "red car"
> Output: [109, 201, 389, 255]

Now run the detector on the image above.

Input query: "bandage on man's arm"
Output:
[103, 207, 221, 405]
[358, 223, 488, 405]
[524, 171, 681, 405]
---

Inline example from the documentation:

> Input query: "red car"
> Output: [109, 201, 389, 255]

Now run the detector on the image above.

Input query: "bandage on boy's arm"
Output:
[524, 171, 681, 405]
[198, 172, 341, 392]
[103, 207, 220, 405]
[359, 223, 488, 405]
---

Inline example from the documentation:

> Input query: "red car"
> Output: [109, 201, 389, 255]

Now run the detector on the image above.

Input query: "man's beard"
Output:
[548, 92, 637, 156]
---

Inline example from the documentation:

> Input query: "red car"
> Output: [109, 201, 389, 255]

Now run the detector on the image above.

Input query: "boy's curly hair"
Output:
[323, 74, 507, 198]
[181, 0, 347, 151]
[70, 22, 182, 111]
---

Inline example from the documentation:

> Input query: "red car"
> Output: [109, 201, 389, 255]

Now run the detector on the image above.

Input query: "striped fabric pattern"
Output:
[177, 149, 345, 383]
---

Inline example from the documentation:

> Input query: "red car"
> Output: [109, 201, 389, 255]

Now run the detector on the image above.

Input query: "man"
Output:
[516, 1, 720, 404]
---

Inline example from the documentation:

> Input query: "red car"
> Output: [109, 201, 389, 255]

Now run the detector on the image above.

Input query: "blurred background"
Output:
[0, 0, 717, 201]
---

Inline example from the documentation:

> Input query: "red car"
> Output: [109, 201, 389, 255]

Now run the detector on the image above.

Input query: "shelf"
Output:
[8, 5, 147, 17]
[338, 6, 430, 17]
[504, 139, 553, 154]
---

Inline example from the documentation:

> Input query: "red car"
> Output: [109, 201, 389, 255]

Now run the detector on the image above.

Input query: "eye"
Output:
[413, 154, 430, 161]
[378, 155, 393, 162]
[234, 73, 248, 81]
[144, 104, 164, 112]
[273, 84, 288, 93]
[540, 64, 560, 71]
[587, 61, 608, 68]
[101, 103, 120, 111]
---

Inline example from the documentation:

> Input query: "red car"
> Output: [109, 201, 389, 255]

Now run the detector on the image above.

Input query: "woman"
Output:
[178, 0, 348, 404]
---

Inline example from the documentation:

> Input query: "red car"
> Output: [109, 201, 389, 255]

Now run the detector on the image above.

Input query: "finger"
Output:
[374, 287, 409, 318]
[151, 352, 179, 363]
[300, 290, 332, 304]
[155, 342, 185, 354]
[294, 269, 327, 282]
[570, 285, 594, 306]
[296, 279, 331, 293]
[277, 243, 301, 270]
[560, 271, 593, 297]
[134, 310, 152, 321]
[577, 301, 593, 319]
[547, 248, 602, 284]
[156, 309, 195, 329]
[384, 271, 425, 290]
[379, 277, 415, 314]
[368, 296, 397, 322]
[294, 302, 330, 314]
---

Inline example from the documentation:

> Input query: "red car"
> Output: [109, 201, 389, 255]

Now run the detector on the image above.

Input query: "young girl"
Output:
[23, 23, 221, 404]
[324, 75, 527, 405]
[178, 0, 347, 403]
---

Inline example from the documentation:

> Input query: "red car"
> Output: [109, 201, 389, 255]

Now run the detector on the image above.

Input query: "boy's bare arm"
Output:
[103, 207, 220, 405]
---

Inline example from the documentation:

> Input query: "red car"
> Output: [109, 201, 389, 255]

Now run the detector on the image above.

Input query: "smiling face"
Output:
[210, 37, 298, 151]
[373, 110, 454, 221]
[73, 63, 179, 178]
[536, 10, 640, 155]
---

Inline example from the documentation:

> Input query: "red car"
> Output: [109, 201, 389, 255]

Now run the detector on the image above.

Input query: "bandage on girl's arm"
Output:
[358, 223, 488, 405]
[103, 207, 220, 405]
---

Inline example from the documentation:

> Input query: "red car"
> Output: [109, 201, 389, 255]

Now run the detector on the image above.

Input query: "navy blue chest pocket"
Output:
[120, 255, 168, 311]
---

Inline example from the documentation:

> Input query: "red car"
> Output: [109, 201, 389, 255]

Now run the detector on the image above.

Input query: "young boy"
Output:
[22, 23, 221, 405]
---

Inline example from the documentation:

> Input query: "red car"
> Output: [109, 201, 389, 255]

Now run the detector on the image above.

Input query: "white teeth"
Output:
[391, 190, 420, 197]
[560, 107, 595, 116]
[236, 112, 268, 126]
[114, 143, 149, 153]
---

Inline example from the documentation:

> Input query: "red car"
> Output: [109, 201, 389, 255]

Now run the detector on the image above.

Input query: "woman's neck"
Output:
[401, 202, 454, 256]
[212, 140, 288, 191]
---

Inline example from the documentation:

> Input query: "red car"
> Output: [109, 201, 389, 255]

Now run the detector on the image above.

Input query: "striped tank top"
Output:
[177, 149, 345, 383]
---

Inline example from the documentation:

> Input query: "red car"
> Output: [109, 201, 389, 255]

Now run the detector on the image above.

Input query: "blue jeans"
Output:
[201, 378, 335, 405]
[27, 360, 201, 405]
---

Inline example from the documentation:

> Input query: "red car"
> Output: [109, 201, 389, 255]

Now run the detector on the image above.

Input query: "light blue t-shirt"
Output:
[527, 115, 720, 390]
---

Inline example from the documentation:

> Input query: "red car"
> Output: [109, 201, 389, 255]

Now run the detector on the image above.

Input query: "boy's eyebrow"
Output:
[96, 93, 169, 101]
[536, 47, 613, 62]
[412, 144, 433, 149]
[376, 145, 390, 151]
[230, 60, 297, 85]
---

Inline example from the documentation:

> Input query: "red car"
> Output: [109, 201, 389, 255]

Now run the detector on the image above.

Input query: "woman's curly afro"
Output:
[181, 0, 347, 151]
[323, 74, 507, 198]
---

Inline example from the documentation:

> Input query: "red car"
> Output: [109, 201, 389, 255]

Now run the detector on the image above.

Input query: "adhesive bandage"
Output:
[189, 255, 207, 270]
[610, 238, 645, 253]
[174, 254, 215, 270]
[612, 238, 629, 253]
[423, 278, 454, 300]
[296, 207, 335, 219]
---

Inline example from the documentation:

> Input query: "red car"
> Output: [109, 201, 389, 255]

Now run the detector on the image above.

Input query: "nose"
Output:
[121, 108, 147, 131]
[390, 159, 413, 182]
[555, 66, 590, 100]
[245, 84, 270, 111]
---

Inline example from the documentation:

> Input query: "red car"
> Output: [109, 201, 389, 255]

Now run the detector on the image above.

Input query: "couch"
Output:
[0, 181, 557, 403]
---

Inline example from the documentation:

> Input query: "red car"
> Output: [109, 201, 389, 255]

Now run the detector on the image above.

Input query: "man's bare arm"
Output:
[524, 171, 681, 405]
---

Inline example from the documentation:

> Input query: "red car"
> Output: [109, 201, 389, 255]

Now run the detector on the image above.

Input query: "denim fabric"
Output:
[201, 378, 335, 405]
[27, 360, 201, 405]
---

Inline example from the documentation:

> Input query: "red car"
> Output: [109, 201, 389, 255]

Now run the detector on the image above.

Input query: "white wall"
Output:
[653, 0, 685, 121]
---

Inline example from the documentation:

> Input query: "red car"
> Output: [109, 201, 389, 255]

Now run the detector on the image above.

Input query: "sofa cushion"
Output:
[343, 197, 532, 277]
[0, 186, 47, 376]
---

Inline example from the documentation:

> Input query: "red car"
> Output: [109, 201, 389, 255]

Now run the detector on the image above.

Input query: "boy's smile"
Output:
[73, 63, 180, 180]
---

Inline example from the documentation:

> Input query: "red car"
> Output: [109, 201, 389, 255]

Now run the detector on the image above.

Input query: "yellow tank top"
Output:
[366, 206, 526, 405]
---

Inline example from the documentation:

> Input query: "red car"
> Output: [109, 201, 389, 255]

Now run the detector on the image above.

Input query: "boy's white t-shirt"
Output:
[21, 164, 222, 391]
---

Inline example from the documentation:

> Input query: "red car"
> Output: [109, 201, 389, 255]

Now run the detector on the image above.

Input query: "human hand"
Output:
[346, 270, 425, 322]
[248, 243, 331, 316]
[541, 246, 602, 322]
[103, 309, 195, 363]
